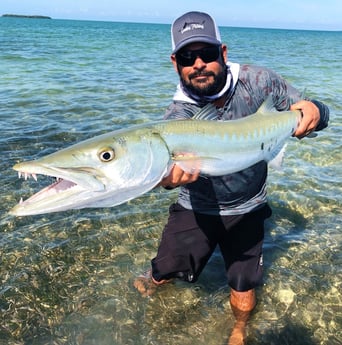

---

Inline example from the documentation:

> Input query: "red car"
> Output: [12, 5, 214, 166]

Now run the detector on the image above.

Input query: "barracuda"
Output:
[10, 95, 301, 216]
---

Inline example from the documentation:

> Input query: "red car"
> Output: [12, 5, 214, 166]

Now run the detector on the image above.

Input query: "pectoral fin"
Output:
[172, 152, 220, 174]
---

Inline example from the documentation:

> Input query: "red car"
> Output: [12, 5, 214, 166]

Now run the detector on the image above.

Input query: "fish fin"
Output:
[256, 94, 278, 114]
[173, 154, 220, 174]
[176, 161, 201, 174]
[268, 144, 287, 170]
[300, 89, 307, 99]
[257, 91, 309, 116]
[172, 152, 201, 173]
[192, 103, 218, 120]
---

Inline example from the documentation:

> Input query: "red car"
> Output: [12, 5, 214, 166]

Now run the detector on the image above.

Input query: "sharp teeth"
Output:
[19, 197, 24, 204]
[18, 171, 39, 181]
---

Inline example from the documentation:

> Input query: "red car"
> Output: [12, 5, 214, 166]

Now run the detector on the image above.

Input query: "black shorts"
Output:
[151, 203, 272, 292]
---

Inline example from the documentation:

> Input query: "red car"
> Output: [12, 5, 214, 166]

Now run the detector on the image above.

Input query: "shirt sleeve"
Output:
[232, 65, 329, 131]
[310, 99, 330, 131]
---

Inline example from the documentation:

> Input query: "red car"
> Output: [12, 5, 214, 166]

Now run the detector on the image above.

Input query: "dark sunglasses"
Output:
[176, 46, 221, 67]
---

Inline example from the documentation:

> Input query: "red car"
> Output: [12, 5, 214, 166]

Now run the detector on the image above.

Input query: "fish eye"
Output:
[98, 147, 115, 162]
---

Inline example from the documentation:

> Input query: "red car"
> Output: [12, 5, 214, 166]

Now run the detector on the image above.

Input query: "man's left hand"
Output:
[291, 100, 320, 139]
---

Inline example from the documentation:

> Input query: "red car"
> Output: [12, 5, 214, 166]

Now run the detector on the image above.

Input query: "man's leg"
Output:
[220, 205, 271, 345]
[228, 288, 256, 345]
[133, 203, 218, 297]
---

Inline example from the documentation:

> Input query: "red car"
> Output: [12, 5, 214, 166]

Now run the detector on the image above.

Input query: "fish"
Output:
[10, 95, 301, 216]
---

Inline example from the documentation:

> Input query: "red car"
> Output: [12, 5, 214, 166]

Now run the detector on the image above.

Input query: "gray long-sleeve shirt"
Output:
[164, 63, 329, 215]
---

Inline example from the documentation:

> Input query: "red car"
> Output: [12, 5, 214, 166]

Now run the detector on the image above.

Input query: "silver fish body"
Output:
[10, 96, 301, 216]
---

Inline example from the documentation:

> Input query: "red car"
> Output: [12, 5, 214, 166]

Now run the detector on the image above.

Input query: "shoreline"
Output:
[2, 14, 51, 19]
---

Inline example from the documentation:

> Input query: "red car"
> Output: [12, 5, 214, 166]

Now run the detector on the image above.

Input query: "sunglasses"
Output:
[176, 46, 221, 67]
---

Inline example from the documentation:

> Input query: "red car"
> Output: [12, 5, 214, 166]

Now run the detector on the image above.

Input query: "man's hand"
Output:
[159, 164, 200, 189]
[291, 100, 320, 139]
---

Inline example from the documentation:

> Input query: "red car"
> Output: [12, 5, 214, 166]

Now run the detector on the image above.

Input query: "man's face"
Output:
[171, 43, 228, 98]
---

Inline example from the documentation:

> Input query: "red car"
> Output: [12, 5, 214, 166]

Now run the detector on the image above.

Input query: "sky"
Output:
[1, 0, 341, 31]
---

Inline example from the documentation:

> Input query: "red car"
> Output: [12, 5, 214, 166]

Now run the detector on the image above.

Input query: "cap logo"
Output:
[180, 21, 205, 34]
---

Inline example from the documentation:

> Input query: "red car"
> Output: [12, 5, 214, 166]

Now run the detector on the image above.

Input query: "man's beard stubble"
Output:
[180, 65, 227, 99]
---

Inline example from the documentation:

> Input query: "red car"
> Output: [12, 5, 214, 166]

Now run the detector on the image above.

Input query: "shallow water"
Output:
[0, 18, 341, 344]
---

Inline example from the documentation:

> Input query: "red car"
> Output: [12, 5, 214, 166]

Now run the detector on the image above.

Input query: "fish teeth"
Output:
[18, 171, 38, 181]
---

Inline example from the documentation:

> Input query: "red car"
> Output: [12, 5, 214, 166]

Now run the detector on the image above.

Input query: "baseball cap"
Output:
[171, 11, 222, 54]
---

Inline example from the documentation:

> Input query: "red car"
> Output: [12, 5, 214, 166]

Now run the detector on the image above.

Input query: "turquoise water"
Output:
[0, 17, 341, 345]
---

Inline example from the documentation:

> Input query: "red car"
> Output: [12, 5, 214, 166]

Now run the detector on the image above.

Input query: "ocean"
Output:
[0, 17, 341, 345]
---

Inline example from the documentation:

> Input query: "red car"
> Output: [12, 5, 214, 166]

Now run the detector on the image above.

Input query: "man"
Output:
[134, 11, 329, 345]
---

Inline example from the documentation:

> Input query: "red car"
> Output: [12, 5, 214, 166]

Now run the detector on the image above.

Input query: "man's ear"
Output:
[221, 44, 228, 63]
[171, 54, 179, 72]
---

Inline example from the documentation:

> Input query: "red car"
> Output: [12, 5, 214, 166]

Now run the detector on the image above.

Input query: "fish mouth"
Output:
[10, 163, 105, 216]
[16, 171, 77, 204]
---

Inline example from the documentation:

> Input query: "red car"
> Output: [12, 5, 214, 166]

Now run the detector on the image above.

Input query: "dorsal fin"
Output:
[300, 89, 307, 99]
[257, 91, 308, 116]
[192, 103, 218, 120]
[256, 94, 277, 114]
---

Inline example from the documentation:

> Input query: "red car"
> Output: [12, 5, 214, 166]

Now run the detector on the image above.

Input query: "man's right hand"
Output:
[159, 164, 200, 189]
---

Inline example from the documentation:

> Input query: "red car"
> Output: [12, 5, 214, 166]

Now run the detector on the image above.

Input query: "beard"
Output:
[180, 65, 227, 99]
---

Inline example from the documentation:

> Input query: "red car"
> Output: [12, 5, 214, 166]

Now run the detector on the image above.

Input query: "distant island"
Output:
[2, 14, 51, 19]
